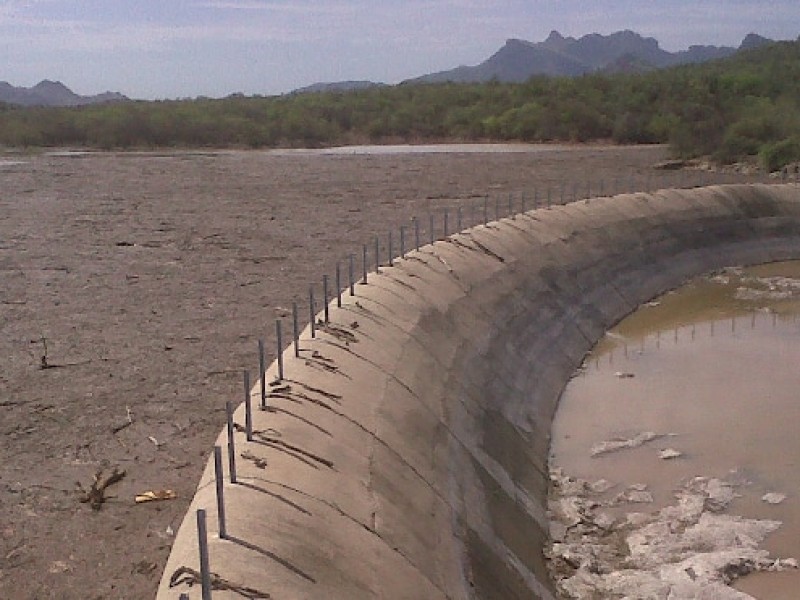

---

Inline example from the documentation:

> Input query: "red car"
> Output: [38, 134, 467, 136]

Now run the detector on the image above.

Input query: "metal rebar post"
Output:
[560, 182, 564, 203]
[457, 206, 463, 230]
[388, 231, 393, 266]
[244, 370, 252, 442]
[225, 401, 237, 484]
[335, 263, 342, 308]
[400, 225, 406, 257]
[196, 509, 212, 600]
[587, 181, 591, 199]
[292, 302, 299, 358]
[429, 214, 435, 245]
[213, 446, 227, 540]
[309, 286, 316, 338]
[374, 237, 380, 273]
[258, 338, 266, 410]
[322, 275, 329, 323]
[276, 320, 284, 379]
[414, 217, 420, 251]
[362, 244, 368, 284]
[348, 254, 355, 295]
[521, 192, 526, 214]
[508, 193, 513, 217]
[471, 201, 476, 225]
[495, 196, 500, 221]
[483, 196, 488, 224]
[443, 210, 449, 237]
[547, 187, 551, 206]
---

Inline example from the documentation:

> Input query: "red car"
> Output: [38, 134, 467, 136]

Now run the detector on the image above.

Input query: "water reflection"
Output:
[583, 308, 796, 375]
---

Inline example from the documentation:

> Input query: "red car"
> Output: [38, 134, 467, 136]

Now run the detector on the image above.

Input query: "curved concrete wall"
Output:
[158, 184, 800, 600]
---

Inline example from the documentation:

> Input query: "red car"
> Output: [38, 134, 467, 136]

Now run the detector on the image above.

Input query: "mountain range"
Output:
[297, 31, 776, 93]
[290, 80, 386, 95]
[0, 30, 780, 105]
[404, 30, 774, 84]
[0, 79, 128, 107]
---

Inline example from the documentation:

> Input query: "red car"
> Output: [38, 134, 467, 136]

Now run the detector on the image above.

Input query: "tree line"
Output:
[1, 39, 799, 170]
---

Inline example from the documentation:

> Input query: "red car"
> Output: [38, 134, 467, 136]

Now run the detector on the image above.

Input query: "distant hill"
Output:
[290, 80, 385, 95]
[404, 30, 775, 84]
[0, 80, 128, 107]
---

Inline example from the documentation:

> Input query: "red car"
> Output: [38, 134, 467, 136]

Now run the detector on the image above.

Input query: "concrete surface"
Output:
[156, 184, 800, 599]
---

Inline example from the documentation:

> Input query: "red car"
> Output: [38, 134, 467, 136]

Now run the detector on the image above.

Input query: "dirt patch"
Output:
[0, 144, 762, 599]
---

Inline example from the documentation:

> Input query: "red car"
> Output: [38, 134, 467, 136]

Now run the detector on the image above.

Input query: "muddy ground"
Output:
[0, 145, 766, 599]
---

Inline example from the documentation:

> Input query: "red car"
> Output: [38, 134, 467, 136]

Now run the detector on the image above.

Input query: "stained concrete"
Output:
[157, 184, 800, 599]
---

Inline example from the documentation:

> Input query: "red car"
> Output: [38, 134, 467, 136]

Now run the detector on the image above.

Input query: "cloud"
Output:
[0, 3, 330, 54]
[194, 0, 357, 15]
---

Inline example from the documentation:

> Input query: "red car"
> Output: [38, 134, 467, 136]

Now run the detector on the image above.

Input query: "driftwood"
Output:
[169, 566, 272, 599]
[76, 466, 126, 510]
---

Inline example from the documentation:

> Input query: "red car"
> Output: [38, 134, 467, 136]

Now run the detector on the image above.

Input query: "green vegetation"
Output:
[2, 40, 799, 169]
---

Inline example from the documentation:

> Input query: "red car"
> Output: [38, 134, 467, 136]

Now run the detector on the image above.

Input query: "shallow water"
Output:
[550, 261, 800, 598]
[265, 142, 584, 156]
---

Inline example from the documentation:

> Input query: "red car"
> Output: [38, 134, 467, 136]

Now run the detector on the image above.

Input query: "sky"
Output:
[1, 0, 799, 100]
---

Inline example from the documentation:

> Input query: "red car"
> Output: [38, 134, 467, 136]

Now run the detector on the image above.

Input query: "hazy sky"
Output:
[1, 0, 798, 99]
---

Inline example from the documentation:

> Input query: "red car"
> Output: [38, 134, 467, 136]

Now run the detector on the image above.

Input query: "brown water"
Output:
[551, 261, 800, 598]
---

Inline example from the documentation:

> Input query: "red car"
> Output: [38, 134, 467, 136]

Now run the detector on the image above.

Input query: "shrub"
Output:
[759, 137, 800, 172]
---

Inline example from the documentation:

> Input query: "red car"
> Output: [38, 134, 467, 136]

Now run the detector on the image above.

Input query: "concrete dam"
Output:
[157, 184, 800, 599]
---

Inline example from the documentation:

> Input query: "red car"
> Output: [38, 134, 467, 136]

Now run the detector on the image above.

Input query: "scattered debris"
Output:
[273, 306, 291, 317]
[76, 467, 126, 510]
[135, 489, 177, 504]
[169, 566, 272, 599]
[38, 336, 53, 370]
[614, 371, 635, 379]
[49, 560, 70, 574]
[148, 435, 163, 449]
[317, 322, 358, 344]
[659, 448, 683, 460]
[304, 354, 340, 374]
[131, 560, 158, 575]
[762, 492, 787, 505]
[590, 479, 615, 494]
[32, 336, 90, 370]
[609, 483, 654, 505]
[590, 431, 664, 457]
[547, 470, 797, 599]
[241, 450, 268, 469]
[111, 405, 134, 434]
[700, 477, 738, 512]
